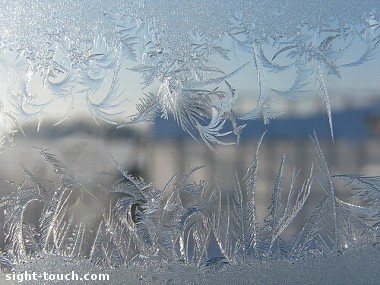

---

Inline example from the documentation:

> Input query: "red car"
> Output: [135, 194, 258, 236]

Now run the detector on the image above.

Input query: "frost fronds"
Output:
[213, 133, 264, 262]
[115, 17, 138, 61]
[290, 135, 377, 258]
[0, 252, 13, 272]
[228, 20, 281, 125]
[125, 76, 245, 149]
[122, 93, 160, 124]
[124, 38, 248, 148]
[315, 63, 334, 141]
[34, 147, 68, 176]
[262, 156, 313, 258]
[1, 10, 379, 151]
[86, 62, 129, 125]
[271, 58, 312, 99]
[90, 220, 126, 268]
[333, 175, 380, 208]
[0, 2, 379, 278]
[0, 185, 42, 261]
[176, 181, 214, 265]
[342, 16, 380, 67]
[1, 136, 380, 269]
[227, 16, 378, 140]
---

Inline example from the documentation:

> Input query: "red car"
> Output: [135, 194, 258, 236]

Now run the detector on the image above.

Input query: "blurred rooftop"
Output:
[150, 101, 380, 141]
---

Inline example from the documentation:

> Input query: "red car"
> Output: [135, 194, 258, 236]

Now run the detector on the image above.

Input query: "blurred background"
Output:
[1, 91, 380, 232]
[1, 14, 380, 242]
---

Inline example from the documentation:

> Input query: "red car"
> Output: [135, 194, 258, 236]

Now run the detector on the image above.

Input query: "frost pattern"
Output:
[0, 0, 379, 279]
[0, 136, 379, 272]
[0, 2, 379, 149]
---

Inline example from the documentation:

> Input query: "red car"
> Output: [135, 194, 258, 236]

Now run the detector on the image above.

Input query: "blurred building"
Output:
[146, 101, 380, 222]
[1, 100, 380, 224]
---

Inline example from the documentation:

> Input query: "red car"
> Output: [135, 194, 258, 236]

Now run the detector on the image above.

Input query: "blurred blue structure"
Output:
[151, 103, 380, 141]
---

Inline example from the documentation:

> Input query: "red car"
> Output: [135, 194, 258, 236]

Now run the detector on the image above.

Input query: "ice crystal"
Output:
[0, 0, 380, 283]
[0, 133, 379, 274]
[0, 1, 379, 149]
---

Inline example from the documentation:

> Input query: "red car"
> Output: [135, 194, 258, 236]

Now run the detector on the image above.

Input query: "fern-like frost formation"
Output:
[0, 135, 379, 278]
[0, 0, 380, 284]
